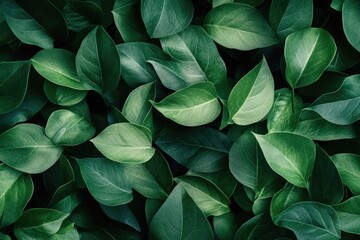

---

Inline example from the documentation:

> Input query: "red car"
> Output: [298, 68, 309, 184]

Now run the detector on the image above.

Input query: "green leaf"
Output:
[112, 0, 150, 42]
[306, 75, 360, 125]
[14, 208, 70, 239]
[176, 175, 230, 216]
[234, 0, 264, 6]
[91, 123, 155, 164]
[212, 0, 233, 8]
[160, 25, 227, 86]
[229, 131, 278, 193]
[0, 124, 63, 174]
[117, 42, 166, 87]
[76, 25, 121, 94]
[270, 183, 308, 222]
[76, 158, 133, 206]
[45, 109, 95, 146]
[156, 126, 231, 172]
[0, 164, 33, 228]
[151, 82, 221, 127]
[213, 212, 241, 240]
[308, 145, 343, 205]
[141, 0, 194, 38]
[100, 204, 140, 232]
[122, 82, 155, 131]
[276, 202, 341, 240]
[333, 196, 360, 234]
[284, 28, 337, 88]
[1, 0, 54, 48]
[32, 49, 90, 90]
[331, 153, 360, 195]
[331, 0, 344, 11]
[294, 110, 357, 141]
[0, 233, 10, 240]
[269, 0, 313, 40]
[0, 61, 30, 114]
[267, 88, 302, 132]
[342, 0, 360, 52]
[124, 151, 173, 199]
[228, 57, 275, 125]
[203, 3, 279, 50]
[254, 132, 316, 188]
[149, 184, 214, 240]
[44, 81, 88, 107]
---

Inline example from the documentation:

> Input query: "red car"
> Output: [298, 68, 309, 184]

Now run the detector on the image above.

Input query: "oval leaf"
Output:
[333, 196, 360, 234]
[76, 158, 133, 206]
[141, 0, 194, 38]
[43, 81, 88, 107]
[76, 26, 120, 94]
[343, 0, 360, 52]
[276, 202, 341, 240]
[90, 123, 155, 164]
[151, 82, 221, 127]
[203, 3, 279, 50]
[228, 57, 275, 125]
[254, 132, 316, 188]
[285, 28, 337, 88]
[0, 124, 63, 174]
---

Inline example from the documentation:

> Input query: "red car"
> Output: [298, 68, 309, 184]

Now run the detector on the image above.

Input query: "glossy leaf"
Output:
[306, 75, 360, 125]
[203, 3, 279, 50]
[76, 157, 133, 206]
[45, 109, 95, 146]
[276, 202, 341, 240]
[333, 196, 360, 234]
[32, 49, 90, 90]
[0, 124, 62, 174]
[91, 123, 155, 164]
[149, 184, 213, 240]
[156, 126, 231, 172]
[76, 26, 121, 94]
[0, 164, 33, 228]
[176, 175, 230, 216]
[343, 0, 360, 52]
[151, 82, 221, 127]
[269, 0, 313, 40]
[332, 153, 360, 195]
[43, 81, 87, 107]
[141, 0, 194, 38]
[254, 132, 316, 188]
[0, 61, 30, 114]
[228, 58, 274, 125]
[285, 28, 337, 88]
[117, 42, 167, 87]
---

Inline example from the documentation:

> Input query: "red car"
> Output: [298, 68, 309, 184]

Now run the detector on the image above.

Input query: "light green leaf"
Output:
[149, 184, 214, 240]
[141, 0, 194, 38]
[43, 81, 87, 107]
[332, 153, 360, 195]
[45, 110, 95, 146]
[14, 208, 70, 240]
[333, 196, 360, 234]
[285, 28, 337, 88]
[151, 82, 221, 127]
[0, 124, 63, 174]
[0, 61, 30, 114]
[117, 42, 167, 87]
[76, 25, 121, 95]
[269, 0, 313, 40]
[176, 175, 230, 216]
[343, 0, 360, 52]
[124, 151, 173, 199]
[1, 0, 54, 48]
[0, 164, 33, 228]
[156, 126, 231, 172]
[91, 123, 155, 164]
[32, 49, 90, 90]
[276, 202, 341, 240]
[228, 57, 274, 125]
[76, 158, 133, 206]
[254, 132, 316, 188]
[306, 75, 360, 125]
[267, 88, 302, 132]
[203, 3, 279, 50]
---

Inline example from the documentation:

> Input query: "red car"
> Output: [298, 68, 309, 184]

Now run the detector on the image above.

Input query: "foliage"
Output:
[0, 0, 360, 239]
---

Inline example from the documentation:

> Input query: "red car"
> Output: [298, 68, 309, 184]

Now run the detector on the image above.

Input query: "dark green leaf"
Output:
[332, 153, 360, 195]
[333, 196, 360, 234]
[213, 212, 241, 240]
[203, 3, 279, 50]
[44, 81, 87, 107]
[100, 204, 140, 232]
[343, 0, 360, 52]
